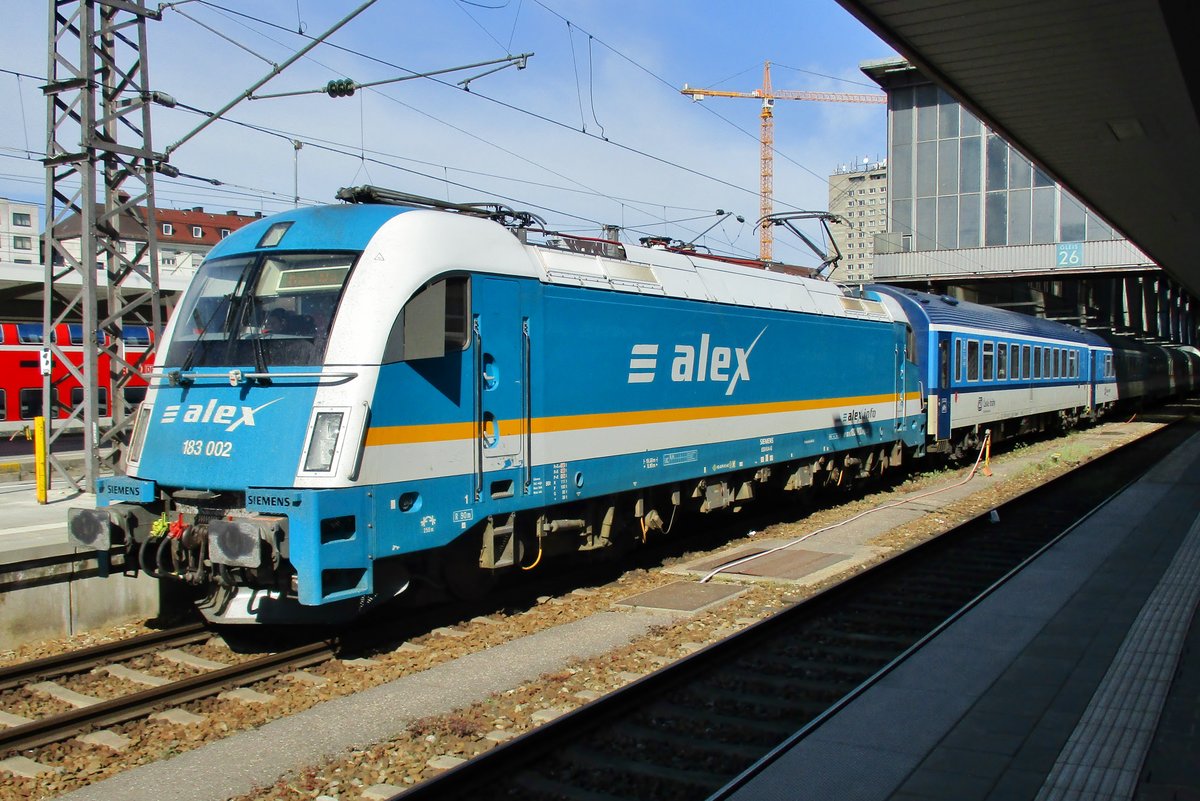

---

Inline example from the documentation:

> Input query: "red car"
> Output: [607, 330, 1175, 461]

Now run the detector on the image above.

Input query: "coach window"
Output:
[384, 276, 470, 362]
[0, 390, 5, 420]
[967, 340, 980, 381]
[70, 387, 109, 416]
[982, 341, 995, 381]
[997, 343, 1008, 380]
[955, 339, 963, 382]
[1040, 347, 1048, 379]
[16, 324, 42, 345]
[1022, 345, 1031, 379]
[18, 388, 56, 419]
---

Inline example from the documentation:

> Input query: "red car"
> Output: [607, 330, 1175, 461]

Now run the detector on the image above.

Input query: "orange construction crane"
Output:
[682, 61, 885, 261]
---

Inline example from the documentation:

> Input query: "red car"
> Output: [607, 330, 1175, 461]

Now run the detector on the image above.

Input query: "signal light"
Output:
[326, 78, 356, 98]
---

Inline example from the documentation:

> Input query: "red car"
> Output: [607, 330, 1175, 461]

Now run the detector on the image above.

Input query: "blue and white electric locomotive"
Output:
[68, 188, 929, 623]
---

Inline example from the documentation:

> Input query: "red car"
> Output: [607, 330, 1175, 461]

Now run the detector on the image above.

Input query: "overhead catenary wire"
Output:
[161, 0, 381, 160]
[187, 0, 804, 229]
[525, 0, 840, 199]
[176, 1, 723, 238]
[106, 92, 754, 252]
[4, 3, 950, 270]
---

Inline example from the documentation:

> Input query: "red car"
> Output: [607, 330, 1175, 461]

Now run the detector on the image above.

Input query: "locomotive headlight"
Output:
[127, 404, 151, 464]
[304, 411, 344, 472]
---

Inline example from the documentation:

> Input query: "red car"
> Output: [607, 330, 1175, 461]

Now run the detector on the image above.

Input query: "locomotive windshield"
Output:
[164, 251, 357, 369]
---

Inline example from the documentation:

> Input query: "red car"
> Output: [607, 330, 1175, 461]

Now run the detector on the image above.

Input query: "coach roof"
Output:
[870, 285, 1107, 347]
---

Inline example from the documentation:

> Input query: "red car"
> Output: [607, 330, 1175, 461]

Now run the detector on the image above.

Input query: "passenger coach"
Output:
[871, 286, 1116, 457]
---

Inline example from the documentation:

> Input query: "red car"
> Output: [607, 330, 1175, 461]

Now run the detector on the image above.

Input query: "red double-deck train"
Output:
[0, 322, 154, 435]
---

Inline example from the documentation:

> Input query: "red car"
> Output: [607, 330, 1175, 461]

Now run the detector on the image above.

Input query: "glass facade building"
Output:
[887, 86, 1117, 253]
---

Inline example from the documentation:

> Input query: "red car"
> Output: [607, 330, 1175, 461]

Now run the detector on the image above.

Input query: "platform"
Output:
[0, 477, 162, 646]
[718, 432, 1200, 801]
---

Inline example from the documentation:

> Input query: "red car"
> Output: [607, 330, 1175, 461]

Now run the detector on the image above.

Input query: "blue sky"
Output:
[0, 0, 896, 265]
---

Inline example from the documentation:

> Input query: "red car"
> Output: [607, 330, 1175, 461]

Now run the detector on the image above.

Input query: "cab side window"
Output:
[384, 276, 470, 363]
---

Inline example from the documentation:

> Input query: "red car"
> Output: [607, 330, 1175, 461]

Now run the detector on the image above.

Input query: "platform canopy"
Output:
[837, 0, 1200, 297]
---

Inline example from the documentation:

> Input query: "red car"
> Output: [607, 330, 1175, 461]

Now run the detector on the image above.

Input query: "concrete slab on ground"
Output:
[615, 580, 745, 612]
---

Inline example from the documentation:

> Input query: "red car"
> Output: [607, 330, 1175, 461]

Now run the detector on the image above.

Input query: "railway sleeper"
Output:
[846, 600, 962, 626]
[602, 722, 759, 770]
[801, 627, 924, 651]
[740, 651, 880, 682]
[511, 772, 633, 801]
[609, 719, 778, 759]
[710, 669, 857, 702]
[697, 678, 842, 710]
[639, 697, 802, 737]
[555, 742, 734, 794]
[775, 641, 907, 667]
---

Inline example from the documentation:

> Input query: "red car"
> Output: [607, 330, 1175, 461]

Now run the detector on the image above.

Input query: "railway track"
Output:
[0, 622, 209, 692]
[394, 417, 1196, 801]
[0, 627, 333, 754]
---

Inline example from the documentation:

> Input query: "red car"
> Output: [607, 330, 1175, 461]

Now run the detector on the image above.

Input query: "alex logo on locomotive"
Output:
[159, 397, 284, 433]
[626, 327, 767, 396]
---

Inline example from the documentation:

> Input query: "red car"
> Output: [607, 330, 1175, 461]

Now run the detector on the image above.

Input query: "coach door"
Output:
[935, 331, 952, 441]
[472, 276, 530, 502]
[1090, 350, 1099, 410]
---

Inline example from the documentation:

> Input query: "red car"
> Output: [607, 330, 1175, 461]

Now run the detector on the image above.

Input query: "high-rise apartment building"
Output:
[828, 162, 887, 283]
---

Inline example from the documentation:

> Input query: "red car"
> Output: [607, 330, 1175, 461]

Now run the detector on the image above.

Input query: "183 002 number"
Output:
[182, 439, 233, 457]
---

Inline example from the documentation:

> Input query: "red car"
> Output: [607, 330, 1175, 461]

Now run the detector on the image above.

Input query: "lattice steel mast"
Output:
[43, 0, 164, 492]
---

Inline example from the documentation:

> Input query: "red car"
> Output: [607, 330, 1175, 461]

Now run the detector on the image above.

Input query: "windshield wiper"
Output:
[250, 312, 271, 384]
[180, 296, 231, 375]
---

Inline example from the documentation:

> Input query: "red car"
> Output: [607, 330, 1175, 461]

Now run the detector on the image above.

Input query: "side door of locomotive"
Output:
[471, 275, 531, 503]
